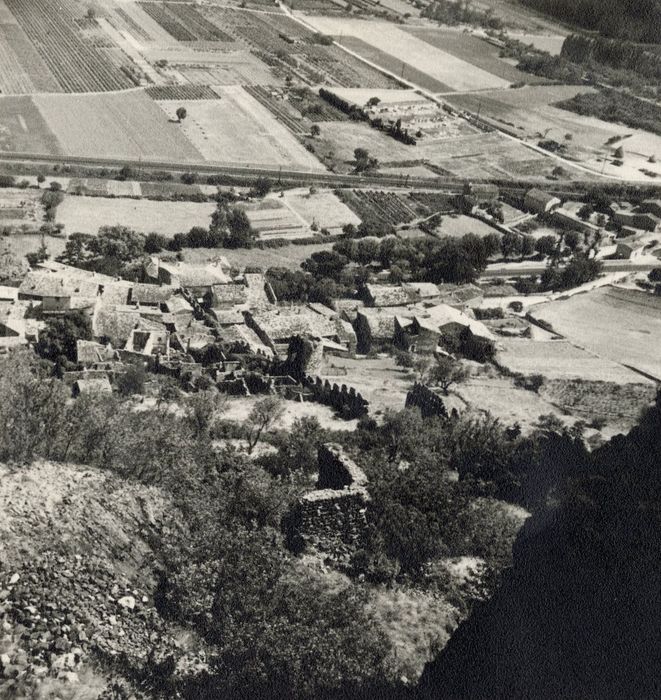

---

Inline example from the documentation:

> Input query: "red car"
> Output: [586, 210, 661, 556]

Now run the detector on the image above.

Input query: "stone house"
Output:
[524, 189, 561, 214]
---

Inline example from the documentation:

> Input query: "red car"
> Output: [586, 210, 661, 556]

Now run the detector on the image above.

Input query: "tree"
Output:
[577, 203, 594, 221]
[535, 235, 557, 257]
[367, 96, 381, 107]
[184, 390, 228, 438]
[310, 124, 321, 137]
[614, 145, 624, 159]
[225, 207, 257, 248]
[563, 230, 581, 251]
[36, 174, 46, 188]
[427, 356, 469, 395]
[35, 310, 93, 365]
[116, 364, 147, 396]
[301, 250, 348, 281]
[500, 231, 523, 260]
[520, 234, 536, 259]
[176, 106, 187, 123]
[244, 397, 285, 454]
[251, 177, 272, 198]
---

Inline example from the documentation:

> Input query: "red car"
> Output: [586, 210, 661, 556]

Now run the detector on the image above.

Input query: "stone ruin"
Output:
[284, 443, 370, 564]
[405, 382, 448, 419]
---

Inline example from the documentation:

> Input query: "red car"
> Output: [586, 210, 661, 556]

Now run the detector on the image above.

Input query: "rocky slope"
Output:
[0, 461, 191, 699]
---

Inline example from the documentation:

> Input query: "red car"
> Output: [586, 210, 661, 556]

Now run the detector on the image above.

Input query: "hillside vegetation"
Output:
[520, 0, 661, 43]
[419, 390, 661, 698]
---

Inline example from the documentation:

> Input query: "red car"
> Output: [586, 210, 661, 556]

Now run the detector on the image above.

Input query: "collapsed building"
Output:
[285, 443, 371, 564]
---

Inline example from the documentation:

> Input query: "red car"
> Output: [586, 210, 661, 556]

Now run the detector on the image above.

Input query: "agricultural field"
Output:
[304, 17, 512, 91]
[403, 27, 550, 85]
[243, 86, 309, 135]
[137, 2, 235, 42]
[283, 189, 361, 232]
[496, 337, 647, 383]
[33, 91, 202, 162]
[435, 214, 500, 238]
[156, 87, 325, 169]
[3, 0, 137, 92]
[446, 85, 661, 179]
[56, 195, 215, 236]
[0, 96, 61, 155]
[337, 189, 421, 226]
[235, 199, 307, 239]
[529, 286, 661, 380]
[0, 188, 44, 230]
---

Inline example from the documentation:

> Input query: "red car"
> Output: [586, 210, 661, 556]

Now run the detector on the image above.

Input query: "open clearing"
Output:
[56, 195, 215, 236]
[404, 27, 547, 85]
[455, 375, 573, 433]
[34, 91, 202, 162]
[157, 87, 325, 169]
[529, 286, 661, 380]
[303, 16, 511, 92]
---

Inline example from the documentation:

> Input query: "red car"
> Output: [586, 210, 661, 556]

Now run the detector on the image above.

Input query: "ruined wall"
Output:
[302, 376, 369, 419]
[406, 382, 448, 419]
[285, 443, 370, 564]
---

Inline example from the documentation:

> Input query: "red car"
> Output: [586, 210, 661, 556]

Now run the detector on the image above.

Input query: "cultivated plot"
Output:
[404, 27, 549, 85]
[283, 190, 361, 231]
[529, 286, 661, 380]
[33, 91, 202, 162]
[0, 96, 62, 154]
[497, 337, 647, 383]
[56, 195, 215, 236]
[303, 16, 512, 91]
[157, 87, 325, 170]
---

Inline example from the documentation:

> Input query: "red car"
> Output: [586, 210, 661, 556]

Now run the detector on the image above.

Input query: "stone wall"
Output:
[405, 382, 448, 418]
[285, 443, 370, 564]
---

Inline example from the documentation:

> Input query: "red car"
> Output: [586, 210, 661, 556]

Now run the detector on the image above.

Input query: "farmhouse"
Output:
[76, 340, 118, 367]
[612, 207, 661, 232]
[615, 239, 646, 259]
[145, 258, 231, 294]
[245, 307, 351, 355]
[524, 189, 561, 214]
[395, 303, 494, 353]
[361, 283, 416, 307]
[354, 307, 412, 353]
[436, 283, 484, 310]
[552, 207, 599, 235]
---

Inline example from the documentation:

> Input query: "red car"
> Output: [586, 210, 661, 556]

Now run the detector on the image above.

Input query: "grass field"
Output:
[305, 16, 511, 92]
[0, 96, 62, 154]
[404, 28, 547, 86]
[34, 91, 202, 162]
[0, 188, 44, 229]
[157, 87, 325, 169]
[529, 286, 661, 380]
[56, 195, 215, 236]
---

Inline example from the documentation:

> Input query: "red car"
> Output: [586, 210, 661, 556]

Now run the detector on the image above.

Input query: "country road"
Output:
[482, 259, 659, 278]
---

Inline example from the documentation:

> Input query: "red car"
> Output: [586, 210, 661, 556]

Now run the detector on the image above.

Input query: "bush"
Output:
[117, 364, 147, 396]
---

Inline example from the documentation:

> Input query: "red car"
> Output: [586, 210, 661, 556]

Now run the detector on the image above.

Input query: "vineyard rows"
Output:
[5, 0, 135, 92]
[243, 86, 307, 134]
[114, 7, 153, 42]
[146, 85, 220, 100]
[340, 189, 420, 225]
[138, 2, 234, 42]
